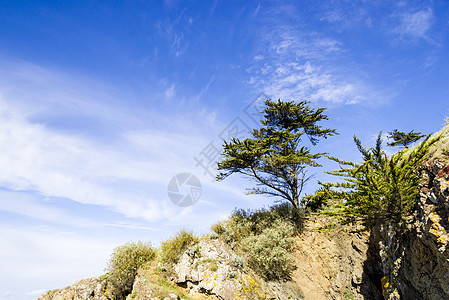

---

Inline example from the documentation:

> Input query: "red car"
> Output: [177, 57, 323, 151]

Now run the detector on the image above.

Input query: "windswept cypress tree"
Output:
[216, 99, 336, 209]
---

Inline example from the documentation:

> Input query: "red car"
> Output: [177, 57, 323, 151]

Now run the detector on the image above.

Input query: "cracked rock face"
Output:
[378, 158, 449, 300]
[172, 238, 301, 300]
[172, 239, 252, 299]
[37, 277, 109, 300]
[404, 161, 449, 298]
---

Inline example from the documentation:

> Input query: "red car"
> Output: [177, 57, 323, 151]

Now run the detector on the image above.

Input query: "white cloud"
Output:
[0, 59, 221, 223]
[394, 8, 433, 39]
[247, 23, 386, 105]
[0, 225, 119, 299]
[263, 28, 342, 61]
[0, 291, 13, 298]
[316, 2, 372, 31]
[0, 59, 260, 231]
[249, 61, 371, 105]
[0, 106, 165, 221]
[165, 84, 176, 98]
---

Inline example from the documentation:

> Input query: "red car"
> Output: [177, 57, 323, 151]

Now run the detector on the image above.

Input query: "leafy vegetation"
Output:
[302, 186, 331, 212]
[242, 219, 296, 280]
[321, 132, 438, 228]
[217, 99, 336, 208]
[106, 241, 156, 299]
[387, 129, 425, 148]
[211, 203, 300, 280]
[211, 203, 303, 245]
[160, 229, 199, 264]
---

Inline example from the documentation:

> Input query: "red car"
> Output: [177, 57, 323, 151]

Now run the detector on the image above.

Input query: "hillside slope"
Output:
[39, 217, 381, 300]
[39, 123, 449, 300]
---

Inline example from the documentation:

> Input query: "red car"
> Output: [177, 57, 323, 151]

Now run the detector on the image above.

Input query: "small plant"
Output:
[238, 274, 266, 299]
[160, 229, 198, 264]
[343, 289, 354, 300]
[231, 255, 245, 269]
[210, 231, 219, 239]
[303, 187, 329, 212]
[210, 214, 252, 244]
[209, 261, 218, 272]
[242, 219, 296, 281]
[210, 221, 227, 235]
[106, 241, 156, 300]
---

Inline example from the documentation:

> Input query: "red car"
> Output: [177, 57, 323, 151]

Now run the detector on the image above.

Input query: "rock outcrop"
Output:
[171, 238, 303, 300]
[38, 277, 109, 300]
[289, 217, 382, 300]
[375, 154, 449, 299]
[172, 238, 254, 299]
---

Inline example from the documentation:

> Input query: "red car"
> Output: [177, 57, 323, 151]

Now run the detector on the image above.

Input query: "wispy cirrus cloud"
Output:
[0, 58, 255, 299]
[393, 7, 434, 40]
[249, 61, 364, 104]
[248, 21, 388, 105]
[0, 59, 221, 224]
[0, 58, 256, 230]
[0, 224, 119, 298]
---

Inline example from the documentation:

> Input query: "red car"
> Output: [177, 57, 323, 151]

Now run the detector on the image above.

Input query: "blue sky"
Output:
[0, 1, 448, 299]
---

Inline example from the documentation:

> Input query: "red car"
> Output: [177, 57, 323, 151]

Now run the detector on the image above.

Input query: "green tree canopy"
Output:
[387, 129, 425, 148]
[216, 99, 336, 208]
[322, 133, 437, 228]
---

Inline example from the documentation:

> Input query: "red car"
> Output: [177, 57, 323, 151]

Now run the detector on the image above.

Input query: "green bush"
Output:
[249, 202, 303, 232]
[106, 241, 156, 299]
[303, 187, 329, 212]
[160, 229, 198, 264]
[209, 204, 300, 280]
[241, 219, 296, 281]
[210, 221, 227, 235]
[231, 255, 245, 269]
[210, 215, 251, 245]
[210, 203, 303, 244]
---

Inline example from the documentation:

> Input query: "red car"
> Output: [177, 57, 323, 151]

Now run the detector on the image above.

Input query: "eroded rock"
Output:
[38, 277, 109, 300]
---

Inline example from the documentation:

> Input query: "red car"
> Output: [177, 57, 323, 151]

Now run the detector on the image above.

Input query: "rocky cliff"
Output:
[372, 130, 449, 299]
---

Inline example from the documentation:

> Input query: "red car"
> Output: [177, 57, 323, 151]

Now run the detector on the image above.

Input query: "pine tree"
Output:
[323, 133, 438, 228]
[387, 129, 425, 148]
[216, 99, 336, 209]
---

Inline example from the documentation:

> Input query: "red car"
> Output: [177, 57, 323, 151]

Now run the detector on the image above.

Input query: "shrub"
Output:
[160, 229, 198, 264]
[241, 219, 296, 281]
[209, 231, 219, 239]
[210, 215, 252, 245]
[210, 221, 227, 235]
[303, 188, 329, 212]
[251, 202, 304, 232]
[231, 255, 245, 269]
[210, 203, 303, 245]
[106, 241, 156, 299]
[209, 261, 218, 272]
